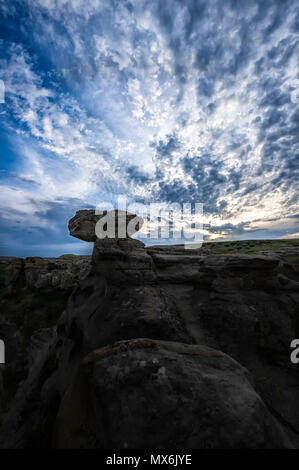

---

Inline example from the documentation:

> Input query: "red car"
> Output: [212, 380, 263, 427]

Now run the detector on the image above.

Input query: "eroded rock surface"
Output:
[0, 209, 298, 449]
[68, 209, 143, 242]
[1, 255, 91, 292]
[53, 339, 291, 449]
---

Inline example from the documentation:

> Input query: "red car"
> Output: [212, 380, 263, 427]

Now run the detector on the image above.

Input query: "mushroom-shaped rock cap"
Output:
[68, 209, 143, 242]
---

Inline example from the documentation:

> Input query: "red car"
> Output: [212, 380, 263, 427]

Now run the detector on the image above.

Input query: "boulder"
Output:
[53, 339, 291, 449]
[68, 209, 143, 242]
[50, 274, 192, 399]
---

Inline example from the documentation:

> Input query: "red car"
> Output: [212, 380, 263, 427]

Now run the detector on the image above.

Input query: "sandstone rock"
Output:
[52, 339, 291, 449]
[3, 258, 24, 292]
[0, 327, 58, 449]
[92, 238, 156, 285]
[68, 210, 101, 242]
[0, 371, 3, 425]
[50, 213, 299, 447]
[68, 209, 143, 242]
[51, 273, 192, 399]
[28, 328, 57, 369]
[0, 316, 23, 365]
[0, 209, 298, 449]
[1, 255, 91, 291]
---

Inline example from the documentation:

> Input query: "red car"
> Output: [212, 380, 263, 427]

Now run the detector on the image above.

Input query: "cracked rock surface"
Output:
[0, 210, 298, 449]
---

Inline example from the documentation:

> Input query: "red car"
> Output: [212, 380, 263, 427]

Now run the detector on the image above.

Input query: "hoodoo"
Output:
[0, 210, 298, 449]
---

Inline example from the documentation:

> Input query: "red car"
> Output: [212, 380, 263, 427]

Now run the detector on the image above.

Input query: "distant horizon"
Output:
[0, 0, 298, 257]
[1, 235, 298, 259]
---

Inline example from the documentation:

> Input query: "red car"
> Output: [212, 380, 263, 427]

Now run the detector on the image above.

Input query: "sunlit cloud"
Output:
[0, 0, 298, 255]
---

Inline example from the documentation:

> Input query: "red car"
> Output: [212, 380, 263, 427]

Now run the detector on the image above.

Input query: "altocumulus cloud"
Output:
[0, 0, 298, 255]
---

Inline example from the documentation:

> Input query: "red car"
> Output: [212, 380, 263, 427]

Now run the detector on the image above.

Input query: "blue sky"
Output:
[0, 0, 298, 257]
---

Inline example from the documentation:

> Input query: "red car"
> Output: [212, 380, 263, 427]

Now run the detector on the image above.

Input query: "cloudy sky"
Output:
[0, 0, 298, 256]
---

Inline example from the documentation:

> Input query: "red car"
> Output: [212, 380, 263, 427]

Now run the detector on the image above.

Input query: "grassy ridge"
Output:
[204, 238, 299, 255]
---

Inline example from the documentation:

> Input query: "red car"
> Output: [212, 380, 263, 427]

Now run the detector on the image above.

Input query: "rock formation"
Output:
[68, 209, 143, 242]
[2, 255, 91, 292]
[0, 209, 298, 449]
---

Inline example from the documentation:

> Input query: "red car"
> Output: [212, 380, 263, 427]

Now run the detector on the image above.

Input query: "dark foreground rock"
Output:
[0, 210, 298, 449]
[52, 339, 290, 449]
[0, 371, 3, 424]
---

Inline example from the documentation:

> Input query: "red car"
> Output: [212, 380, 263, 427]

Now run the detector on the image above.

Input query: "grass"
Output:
[283, 255, 299, 266]
[204, 238, 299, 254]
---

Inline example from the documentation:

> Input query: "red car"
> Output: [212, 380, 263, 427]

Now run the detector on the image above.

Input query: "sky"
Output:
[0, 0, 298, 257]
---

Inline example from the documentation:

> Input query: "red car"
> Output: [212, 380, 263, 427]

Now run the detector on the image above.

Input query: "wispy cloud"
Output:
[0, 0, 298, 254]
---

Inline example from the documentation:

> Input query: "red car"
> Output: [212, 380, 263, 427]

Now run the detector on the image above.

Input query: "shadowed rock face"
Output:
[0, 210, 298, 449]
[53, 339, 290, 449]
[0, 371, 3, 423]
